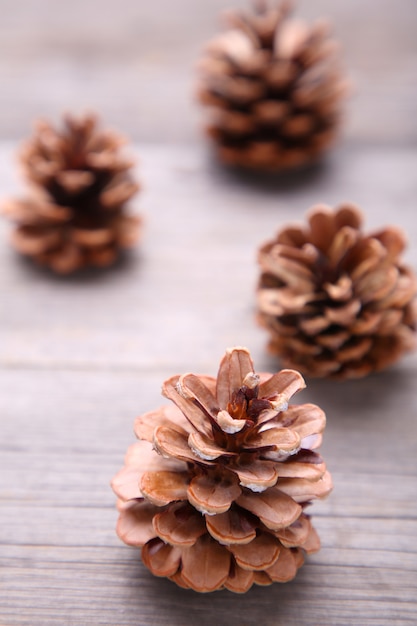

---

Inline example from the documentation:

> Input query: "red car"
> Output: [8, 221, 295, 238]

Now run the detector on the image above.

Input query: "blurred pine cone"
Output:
[112, 347, 332, 593]
[257, 204, 417, 379]
[197, 0, 348, 171]
[2, 113, 141, 273]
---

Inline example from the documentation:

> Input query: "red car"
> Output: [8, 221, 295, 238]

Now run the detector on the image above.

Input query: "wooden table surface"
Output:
[1, 2, 417, 625]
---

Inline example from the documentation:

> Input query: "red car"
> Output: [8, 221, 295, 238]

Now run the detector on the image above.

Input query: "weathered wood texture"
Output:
[1, 0, 417, 624]
[0, 0, 416, 143]
[1, 142, 417, 626]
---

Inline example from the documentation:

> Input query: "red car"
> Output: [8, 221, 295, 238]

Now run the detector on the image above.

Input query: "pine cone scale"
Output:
[116, 500, 157, 547]
[205, 507, 257, 545]
[265, 545, 298, 581]
[230, 532, 281, 570]
[140, 470, 189, 506]
[12, 225, 62, 255]
[236, 487, 302, 530]
[142, 539, 182, 578]
[180, 536, 231, 592]
[274, 512, 311, 546]
[152, 503, 207, 547]
[162, 376, 216, 437]
[187, 472, 242, 515]
[223, 561, 254, 593]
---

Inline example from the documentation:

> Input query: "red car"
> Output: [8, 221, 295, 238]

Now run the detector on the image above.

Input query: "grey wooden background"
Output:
[1, 1, 417, 625]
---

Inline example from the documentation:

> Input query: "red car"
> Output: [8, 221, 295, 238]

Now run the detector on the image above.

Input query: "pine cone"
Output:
[257, 204, 417, 379]
[111, 347, 332, 593]
[197, 0, 348, 171]
[2, 113, 141, 273]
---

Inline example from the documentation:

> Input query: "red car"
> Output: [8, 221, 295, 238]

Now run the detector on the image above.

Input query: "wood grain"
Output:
[0, 0, 416, 143]
[1, 141, 417, 625]
[1, 0, 417, 623]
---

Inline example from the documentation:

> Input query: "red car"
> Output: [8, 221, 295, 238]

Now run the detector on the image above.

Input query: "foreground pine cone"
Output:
[257, 204, 417, 379]
[111, 347, 332, 593]
[2, 113, 141, 273]
[197, 0, 348, 171]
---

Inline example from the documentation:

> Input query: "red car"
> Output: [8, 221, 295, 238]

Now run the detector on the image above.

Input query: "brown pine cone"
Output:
[2, 113, 141, 273]
[197, 0, 348, 171]
[257, 204, 417, 379]
[111, 347, 332, 593]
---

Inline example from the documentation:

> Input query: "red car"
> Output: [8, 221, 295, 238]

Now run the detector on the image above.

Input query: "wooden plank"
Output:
[0, 0, 416, 622]
[1, 143, 417, 371]
[1, 358, 416, 624]
[0, 0, 416, 143]
[1, 547, 416, 626]
[1, 143, 417, 625]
